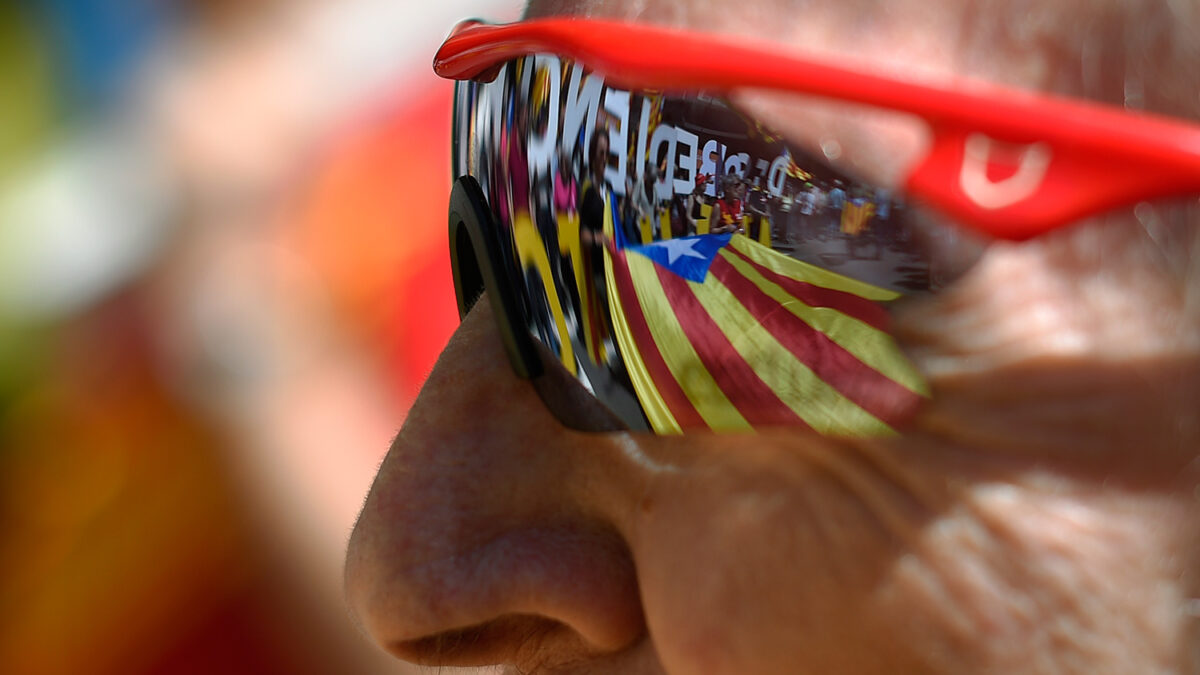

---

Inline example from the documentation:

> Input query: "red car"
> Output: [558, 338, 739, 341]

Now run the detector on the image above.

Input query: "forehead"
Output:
[522, 0, 999, 31]
[526, 0, 843, 33]
[521, 0, 1128, 96]
[522, 0, 952, 74]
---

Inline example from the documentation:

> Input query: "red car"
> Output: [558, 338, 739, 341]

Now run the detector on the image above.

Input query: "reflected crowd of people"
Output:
[471, 55, 964, 392]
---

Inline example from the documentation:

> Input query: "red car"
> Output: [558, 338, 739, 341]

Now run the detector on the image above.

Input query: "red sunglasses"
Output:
[435, 18, 1200, 435]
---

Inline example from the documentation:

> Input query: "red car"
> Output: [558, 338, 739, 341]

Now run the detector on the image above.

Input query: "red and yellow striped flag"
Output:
[604, 234, 927, 435]
[784, 149, 812, 181]
[841, 197, 875, 236]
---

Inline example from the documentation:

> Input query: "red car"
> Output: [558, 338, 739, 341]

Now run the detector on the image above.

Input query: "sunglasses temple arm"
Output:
[448, 176, 545, 379]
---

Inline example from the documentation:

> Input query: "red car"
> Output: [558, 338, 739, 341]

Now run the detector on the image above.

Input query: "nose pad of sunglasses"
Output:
[529, 341, 631, 433]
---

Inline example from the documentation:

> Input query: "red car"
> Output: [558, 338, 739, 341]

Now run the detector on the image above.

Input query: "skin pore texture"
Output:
[345, 0, 1200, 673]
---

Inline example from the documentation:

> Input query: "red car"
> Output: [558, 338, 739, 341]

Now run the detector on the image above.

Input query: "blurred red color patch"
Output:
[292, 77, 461, 404]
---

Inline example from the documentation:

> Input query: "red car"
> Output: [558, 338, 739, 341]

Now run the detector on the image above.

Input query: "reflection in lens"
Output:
[455, 56, 934, 434]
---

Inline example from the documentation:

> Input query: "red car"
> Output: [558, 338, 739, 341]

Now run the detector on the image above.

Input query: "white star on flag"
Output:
[653, 238, 708, 265]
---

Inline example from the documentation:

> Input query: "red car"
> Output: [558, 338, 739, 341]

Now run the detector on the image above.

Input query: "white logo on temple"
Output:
[959, 134, 1052, 209]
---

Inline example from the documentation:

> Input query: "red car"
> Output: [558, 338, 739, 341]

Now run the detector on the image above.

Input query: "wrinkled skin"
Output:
[346, 0, 1200, 672]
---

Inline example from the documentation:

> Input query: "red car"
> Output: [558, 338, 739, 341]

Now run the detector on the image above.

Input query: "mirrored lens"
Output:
[453, 56, 935, 434]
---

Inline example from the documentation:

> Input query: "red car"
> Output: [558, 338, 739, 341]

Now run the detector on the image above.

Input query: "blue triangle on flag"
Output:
[627, 234, 733, 283]
[610, 188, 629, 250]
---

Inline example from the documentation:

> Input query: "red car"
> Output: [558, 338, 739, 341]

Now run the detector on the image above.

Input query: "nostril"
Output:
[348, 521, 647, 667]
[388, 614, 587, 668]
[345, 301, 648, 669]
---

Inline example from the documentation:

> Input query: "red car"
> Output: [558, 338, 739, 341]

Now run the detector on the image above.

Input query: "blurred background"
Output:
[0, 0, 520, 672]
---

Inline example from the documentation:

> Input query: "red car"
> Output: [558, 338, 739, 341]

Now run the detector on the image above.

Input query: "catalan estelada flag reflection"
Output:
[606, 233, 928, 435]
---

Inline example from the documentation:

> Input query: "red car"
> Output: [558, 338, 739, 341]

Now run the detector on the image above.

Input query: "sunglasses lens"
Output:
[452, 56, 936, 434]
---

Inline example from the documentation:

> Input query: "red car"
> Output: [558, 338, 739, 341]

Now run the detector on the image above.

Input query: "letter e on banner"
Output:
[604, 89, 631, 194]
[649, 124, 677, 199]
[674, 128, 698, 198]
[564, 66, 604, 172]
[528, 56, 561, 175]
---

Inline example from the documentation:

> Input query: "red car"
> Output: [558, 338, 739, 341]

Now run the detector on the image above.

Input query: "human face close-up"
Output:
[345, 0, 1200, 673]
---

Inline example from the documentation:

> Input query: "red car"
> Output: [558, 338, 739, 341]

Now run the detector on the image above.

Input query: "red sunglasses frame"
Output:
[435, 18, 1200, 241]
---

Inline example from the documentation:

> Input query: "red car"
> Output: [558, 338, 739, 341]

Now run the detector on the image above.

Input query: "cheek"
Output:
[896, 218, 1200, 372]
[633, 477, 818, 674]
[872, 479, 1194, 672]
[889, 221, 1200, 461]
[624, 437, 1197, 675]
[627, 441, 931, 674]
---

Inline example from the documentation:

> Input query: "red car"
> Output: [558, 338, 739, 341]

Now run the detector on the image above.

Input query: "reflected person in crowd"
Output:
[346, 0, 1200, 673]
[826, 178, 846, 236]
[710, 175, 745, 235]
[745, 176, 771, 242]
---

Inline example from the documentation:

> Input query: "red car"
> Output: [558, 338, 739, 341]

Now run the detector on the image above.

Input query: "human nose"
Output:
[344, 299, 647, 669]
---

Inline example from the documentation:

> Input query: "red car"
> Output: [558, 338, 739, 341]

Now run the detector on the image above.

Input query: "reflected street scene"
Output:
[455, 55, 936, 434]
